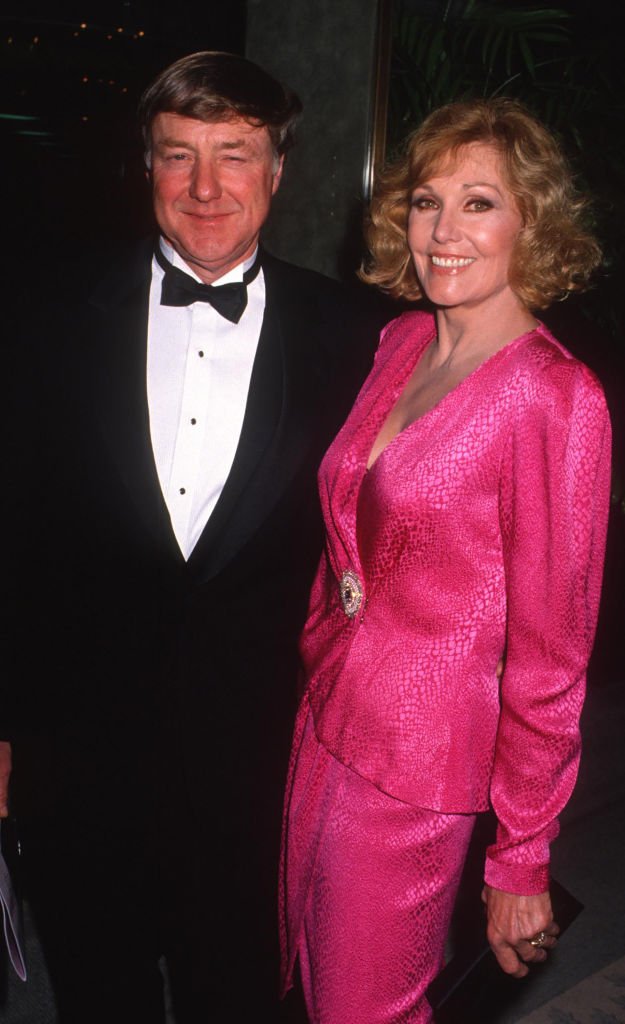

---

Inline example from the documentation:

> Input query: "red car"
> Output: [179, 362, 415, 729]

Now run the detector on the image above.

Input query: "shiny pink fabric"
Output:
[299, 312, 611, 894]
[283, 704, 474, 1023]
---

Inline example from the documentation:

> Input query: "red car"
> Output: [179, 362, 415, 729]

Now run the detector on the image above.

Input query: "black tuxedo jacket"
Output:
[4, 242, 387, 838]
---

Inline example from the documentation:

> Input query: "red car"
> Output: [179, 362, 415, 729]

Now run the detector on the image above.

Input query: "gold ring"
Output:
[529, 931, 547, 948]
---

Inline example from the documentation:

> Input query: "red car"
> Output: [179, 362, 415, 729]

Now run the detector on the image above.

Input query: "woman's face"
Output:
[407, 143, 524, 314]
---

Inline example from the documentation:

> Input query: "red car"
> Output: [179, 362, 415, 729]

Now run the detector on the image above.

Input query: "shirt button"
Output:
[179, 487, 186, 495]
[198, 351, 204, 358]
[190, 418, 197, 425]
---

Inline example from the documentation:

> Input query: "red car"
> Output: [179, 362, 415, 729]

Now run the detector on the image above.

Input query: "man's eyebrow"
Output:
[155, 137, 254, 151]
[215, 138, 254, 151]
[155, 136, 195, 149]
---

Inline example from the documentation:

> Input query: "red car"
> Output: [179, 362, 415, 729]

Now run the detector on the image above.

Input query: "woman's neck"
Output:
[433, 292, 537, 368]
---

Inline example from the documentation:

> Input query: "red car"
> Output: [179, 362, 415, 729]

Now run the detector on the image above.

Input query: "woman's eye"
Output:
[467, 198, 492, 212]
[412, 196, 437, 210]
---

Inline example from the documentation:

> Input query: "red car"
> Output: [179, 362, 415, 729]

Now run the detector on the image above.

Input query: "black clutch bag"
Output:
[426, 877, 583, 1023]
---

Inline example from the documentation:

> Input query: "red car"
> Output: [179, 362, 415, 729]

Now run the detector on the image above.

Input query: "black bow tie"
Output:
[155, 246, 261, 324]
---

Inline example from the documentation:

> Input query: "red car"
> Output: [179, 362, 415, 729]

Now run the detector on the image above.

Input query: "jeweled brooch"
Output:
[340, 569, 363, 618]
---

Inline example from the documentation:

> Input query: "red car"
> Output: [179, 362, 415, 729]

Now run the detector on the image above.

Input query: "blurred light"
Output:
[82, 76, 89, 83]
[138, 30, 145, 37]
[117, 27, 123, 33]
[33, 36, 39, 44]
[81, 116, 88, 122]
[80, 23, 87, 29]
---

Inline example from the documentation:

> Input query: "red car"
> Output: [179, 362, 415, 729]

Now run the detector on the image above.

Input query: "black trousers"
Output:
[16, 733, 307, 1024]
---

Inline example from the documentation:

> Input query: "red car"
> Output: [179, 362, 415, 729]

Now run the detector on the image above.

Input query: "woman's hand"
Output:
[481, 885, 559, 978]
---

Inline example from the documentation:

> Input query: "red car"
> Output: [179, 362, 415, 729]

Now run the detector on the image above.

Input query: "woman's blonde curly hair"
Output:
[360, 98, 601, 310]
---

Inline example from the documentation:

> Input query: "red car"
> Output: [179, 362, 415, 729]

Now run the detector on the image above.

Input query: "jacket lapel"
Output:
[84, 242, 183, 560]
[187, 293, 284, 574]
[189, 253, 335, 581]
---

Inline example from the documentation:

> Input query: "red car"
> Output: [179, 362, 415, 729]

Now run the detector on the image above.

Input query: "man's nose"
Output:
[189, 158, 221, 201]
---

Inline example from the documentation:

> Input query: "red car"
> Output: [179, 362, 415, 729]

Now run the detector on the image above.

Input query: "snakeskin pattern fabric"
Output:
[297, 311, 611, 891]
[282, 706, 474, 1023]
[281, 313, 610, 1021]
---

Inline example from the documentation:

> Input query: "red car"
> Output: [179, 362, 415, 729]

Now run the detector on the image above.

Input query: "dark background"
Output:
[1, 0, 622, 678]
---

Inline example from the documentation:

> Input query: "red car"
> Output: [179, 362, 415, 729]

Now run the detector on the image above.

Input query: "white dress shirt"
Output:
[147, 239, 265, 559]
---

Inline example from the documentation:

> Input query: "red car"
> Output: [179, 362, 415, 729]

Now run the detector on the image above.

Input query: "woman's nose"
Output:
[432, 207, 462, 243]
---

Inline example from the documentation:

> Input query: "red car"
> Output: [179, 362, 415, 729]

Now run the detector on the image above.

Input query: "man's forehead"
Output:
[151, 112, 272, 148]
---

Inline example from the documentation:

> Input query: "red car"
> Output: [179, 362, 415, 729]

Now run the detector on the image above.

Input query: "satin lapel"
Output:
[188, 255, 332, 582]
[187, 295, 284, 575]
[84, 244, 182, 559]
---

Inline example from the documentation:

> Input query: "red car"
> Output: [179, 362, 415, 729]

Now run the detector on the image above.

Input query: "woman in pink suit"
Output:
[280, 98, 612, 1024]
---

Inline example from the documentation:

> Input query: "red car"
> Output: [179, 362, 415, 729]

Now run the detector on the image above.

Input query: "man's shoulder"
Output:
[12, 240, 153, 373]
[261, 250, 392, 332]
[20, 240, 152, 322]
[69, 238, 153, 307]
[262, 251, 341, 290]
[260, 252, 396, 402]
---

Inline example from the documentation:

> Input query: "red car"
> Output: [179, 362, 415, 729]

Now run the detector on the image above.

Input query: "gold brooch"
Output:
[340, 569, 363, 618]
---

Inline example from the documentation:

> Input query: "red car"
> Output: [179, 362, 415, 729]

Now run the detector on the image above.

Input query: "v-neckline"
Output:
[366, 323, 539, 472]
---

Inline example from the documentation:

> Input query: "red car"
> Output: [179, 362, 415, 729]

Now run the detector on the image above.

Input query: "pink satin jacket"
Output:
[301, 312, 611, 893]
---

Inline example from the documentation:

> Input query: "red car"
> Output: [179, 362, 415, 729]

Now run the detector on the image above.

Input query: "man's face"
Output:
[149, 112, 284, 283]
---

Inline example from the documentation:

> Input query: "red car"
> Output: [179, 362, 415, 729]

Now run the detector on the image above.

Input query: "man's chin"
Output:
[175, 242, 253, 282]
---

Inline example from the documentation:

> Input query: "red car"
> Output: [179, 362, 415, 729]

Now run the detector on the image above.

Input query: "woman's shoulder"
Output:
[374, 309, 435, 360]
[505, 323, 607, 414]
[380, 309, 435, 340]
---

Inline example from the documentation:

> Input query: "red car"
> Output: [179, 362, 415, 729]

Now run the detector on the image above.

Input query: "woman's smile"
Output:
[408, 143, 523, 313]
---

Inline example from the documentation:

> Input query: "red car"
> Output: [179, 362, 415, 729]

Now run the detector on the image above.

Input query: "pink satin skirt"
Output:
[281, 702, 475, 1023]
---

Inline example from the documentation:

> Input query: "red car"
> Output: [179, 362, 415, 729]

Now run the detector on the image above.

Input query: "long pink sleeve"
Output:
[485, 359, 612, 893]
[301, 313, 611, 886]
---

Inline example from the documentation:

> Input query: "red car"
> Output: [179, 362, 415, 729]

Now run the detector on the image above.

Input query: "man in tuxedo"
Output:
[2, 52, 385, 1022]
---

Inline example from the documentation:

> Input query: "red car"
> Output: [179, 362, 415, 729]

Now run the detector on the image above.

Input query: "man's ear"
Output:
[271, 154, 285, 196]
